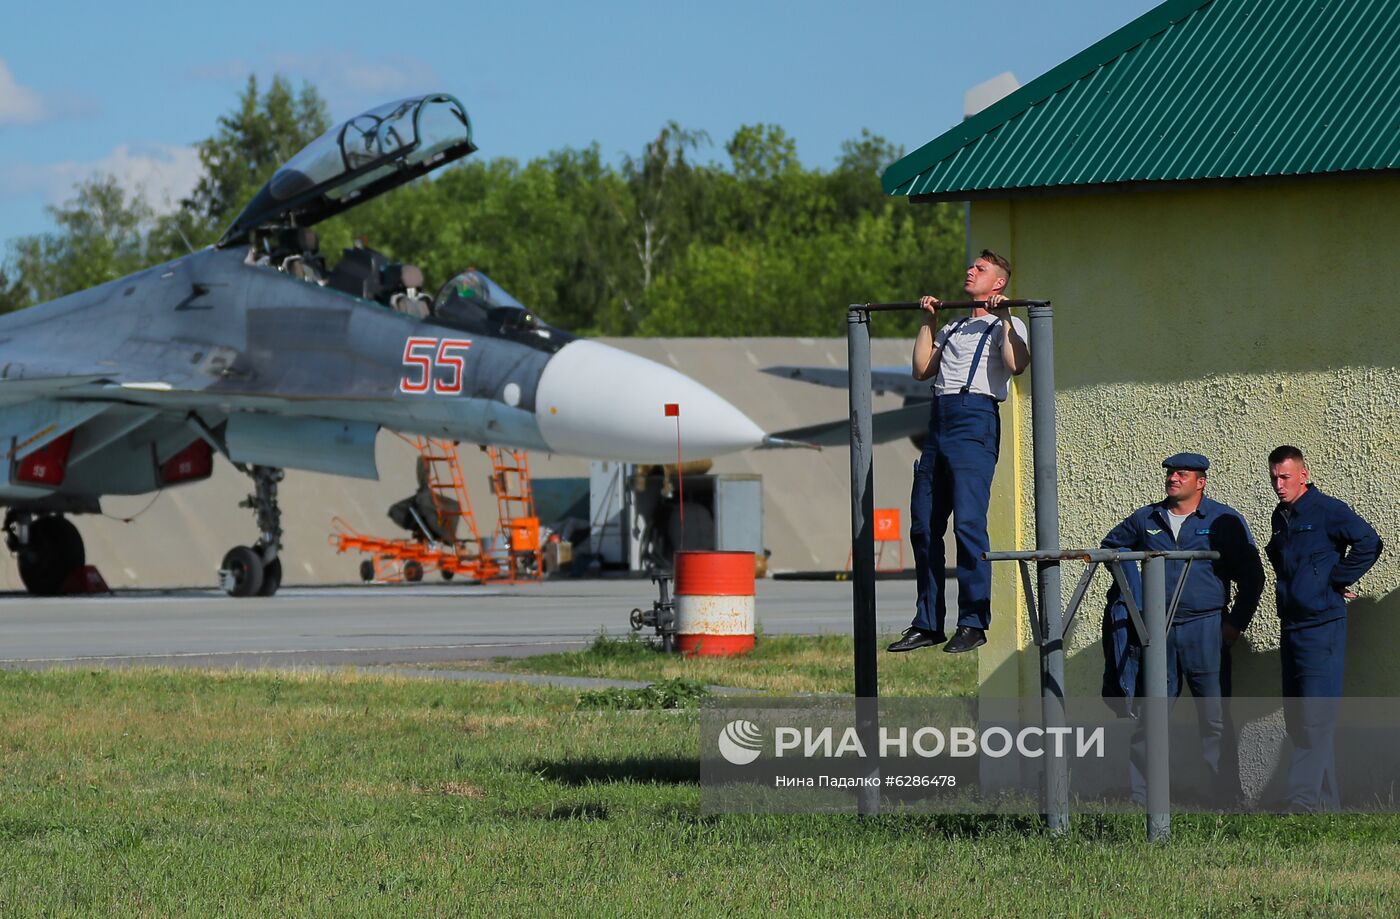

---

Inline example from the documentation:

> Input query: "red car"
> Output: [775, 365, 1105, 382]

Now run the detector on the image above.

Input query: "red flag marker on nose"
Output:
[665, 403, 683, 549]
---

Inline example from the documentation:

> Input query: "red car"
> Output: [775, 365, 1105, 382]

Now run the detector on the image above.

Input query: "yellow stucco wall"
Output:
[974, 175, 1400, 699]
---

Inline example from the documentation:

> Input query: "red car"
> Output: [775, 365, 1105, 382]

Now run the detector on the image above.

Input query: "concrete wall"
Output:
[973, 174, 1400, 699]
[3, 338, 922, 590]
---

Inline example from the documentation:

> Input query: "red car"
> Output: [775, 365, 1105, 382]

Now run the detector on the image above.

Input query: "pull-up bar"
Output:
[847, 298, 1193, 842]
[858, 299, 1051, 311]
[846, 300, 1061, 823]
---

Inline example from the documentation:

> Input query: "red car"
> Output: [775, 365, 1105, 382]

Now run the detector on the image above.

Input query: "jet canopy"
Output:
[432, 269, 576, 353]
[218, 93, 476, 247]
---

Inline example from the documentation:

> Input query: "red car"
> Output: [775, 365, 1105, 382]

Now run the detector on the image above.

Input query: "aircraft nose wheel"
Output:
[220, 546, 263, 597]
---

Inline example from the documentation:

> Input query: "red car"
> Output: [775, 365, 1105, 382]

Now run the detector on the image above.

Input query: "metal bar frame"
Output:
[1167, 558, 1194, 630]
[860, 299, 1051, 311]
[1016, 560, 1042, 647]
[1025, 302, 1068, 834]
[846, 297, 1224, 843]
[985, 549, 1220, 563]
[846, 306, 880, 816]
[1142, 555, 1171, 842]
[1108, 560, 1151, 646]
[1060, 561, 1100, 640]
[987, 546, 1216, 844]
[996, 551, 1219, 647]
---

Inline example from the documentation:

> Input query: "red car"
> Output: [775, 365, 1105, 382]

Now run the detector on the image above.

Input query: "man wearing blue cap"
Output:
[1101, 452, 1265, 805]
[1266, 445, 1382, 810]
[887, 250, 1029, 655]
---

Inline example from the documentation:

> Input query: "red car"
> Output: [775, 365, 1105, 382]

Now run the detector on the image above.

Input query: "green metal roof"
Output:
[884, 0, 1400, 200]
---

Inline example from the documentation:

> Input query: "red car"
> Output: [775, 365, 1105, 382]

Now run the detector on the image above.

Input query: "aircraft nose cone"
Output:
[535, 341, 765, 462]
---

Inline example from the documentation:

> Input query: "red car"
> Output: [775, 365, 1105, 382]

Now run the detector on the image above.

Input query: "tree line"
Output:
[0, 77, 964, 337]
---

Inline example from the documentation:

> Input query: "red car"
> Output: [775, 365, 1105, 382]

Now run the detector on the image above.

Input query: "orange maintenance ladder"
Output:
[330, 435, 502, 583]
[485, 445, 542, 582]
[419, 436, 488, 566]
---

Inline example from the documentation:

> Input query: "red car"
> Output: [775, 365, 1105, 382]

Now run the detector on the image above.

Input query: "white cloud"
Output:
[0, 144, 204, 214]
[190, 51, 440, 106]
[100, 144, 205, 211]
[268, 51, 439, 96]
[185, 59, 256, 82]
[0, 58, 45, 125]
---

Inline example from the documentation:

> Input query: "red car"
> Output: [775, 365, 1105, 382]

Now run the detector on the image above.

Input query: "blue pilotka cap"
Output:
[1163, 452, 1210, 472]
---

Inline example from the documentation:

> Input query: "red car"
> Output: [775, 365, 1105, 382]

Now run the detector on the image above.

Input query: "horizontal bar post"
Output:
[854, 299, 1051, 313]
[985, 549, 1220, 563]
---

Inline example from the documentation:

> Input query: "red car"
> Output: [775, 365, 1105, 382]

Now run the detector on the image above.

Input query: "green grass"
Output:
[1, 665, 1398, 916]
[484, 632, 980, 697]
[577, 676, 711, 710]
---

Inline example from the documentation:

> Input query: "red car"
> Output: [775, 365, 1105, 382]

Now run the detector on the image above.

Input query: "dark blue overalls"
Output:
[1265, 485, 1382, 810]
[909, 318, 1002, 634]
[1101, 498, 1265, 806]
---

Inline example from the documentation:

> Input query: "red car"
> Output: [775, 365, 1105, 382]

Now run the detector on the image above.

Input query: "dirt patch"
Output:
[460, 714, 548, 734]
[340, 779, 410, 798]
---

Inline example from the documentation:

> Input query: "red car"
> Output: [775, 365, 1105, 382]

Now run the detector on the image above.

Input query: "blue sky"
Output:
[0, 0, 1160, 249]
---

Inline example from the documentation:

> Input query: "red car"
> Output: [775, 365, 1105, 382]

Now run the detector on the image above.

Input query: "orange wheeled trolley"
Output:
[331, 436, 542, 584]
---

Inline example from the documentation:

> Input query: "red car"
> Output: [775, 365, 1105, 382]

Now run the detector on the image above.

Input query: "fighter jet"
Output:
[0, 93, 765, 597]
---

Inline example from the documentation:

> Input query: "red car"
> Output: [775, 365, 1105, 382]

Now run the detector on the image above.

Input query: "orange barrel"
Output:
[674, 551, 755, 656]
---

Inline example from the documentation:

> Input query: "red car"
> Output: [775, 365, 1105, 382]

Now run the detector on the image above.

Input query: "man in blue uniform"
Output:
[1265, 445, 1382, 810]
[887, 250, 1029, 655]
[1101, 452, 1264, 805]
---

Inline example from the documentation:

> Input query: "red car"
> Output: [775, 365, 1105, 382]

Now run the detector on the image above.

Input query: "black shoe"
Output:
[942, 626, 986, 654]
[886, 627, 947, 653]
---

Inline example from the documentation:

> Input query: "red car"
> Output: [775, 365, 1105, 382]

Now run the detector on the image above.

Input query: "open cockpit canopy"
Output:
[218, 93, 476, 247]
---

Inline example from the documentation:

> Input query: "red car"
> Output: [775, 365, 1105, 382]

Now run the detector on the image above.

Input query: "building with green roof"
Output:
[885, 0, 1398, 701]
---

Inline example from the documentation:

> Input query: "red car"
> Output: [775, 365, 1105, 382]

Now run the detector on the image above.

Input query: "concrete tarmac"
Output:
[0, 578, 938, 672]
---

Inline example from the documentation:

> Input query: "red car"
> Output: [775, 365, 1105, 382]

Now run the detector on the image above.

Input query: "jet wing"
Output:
[0, 375, 367, 417]
[0, 375, 385, 484]
[761, 365, 932, 399]
[768, 402, 931, 447]
[0, 375, 114, 406]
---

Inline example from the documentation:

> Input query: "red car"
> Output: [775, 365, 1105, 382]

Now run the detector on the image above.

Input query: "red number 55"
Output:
[399, 338, 473, 394]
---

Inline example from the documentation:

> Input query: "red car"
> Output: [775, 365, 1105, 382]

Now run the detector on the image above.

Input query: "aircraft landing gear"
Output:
[219, 465, 285, 597]
[5, 511, 86, 596]
[629, 573, 678, 653]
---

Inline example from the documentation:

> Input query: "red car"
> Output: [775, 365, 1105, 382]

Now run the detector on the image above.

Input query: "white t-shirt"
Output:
[932, 314, 1029, 401]
[1167, 510, 1191, 540]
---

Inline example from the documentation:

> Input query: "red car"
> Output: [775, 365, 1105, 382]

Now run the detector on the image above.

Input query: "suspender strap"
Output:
[928, 317, 970, 396]
[960, 318, 1002, 393]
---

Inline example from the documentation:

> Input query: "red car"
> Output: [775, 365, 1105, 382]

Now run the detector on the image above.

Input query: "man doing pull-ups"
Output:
[888, 250, 1029, 655]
